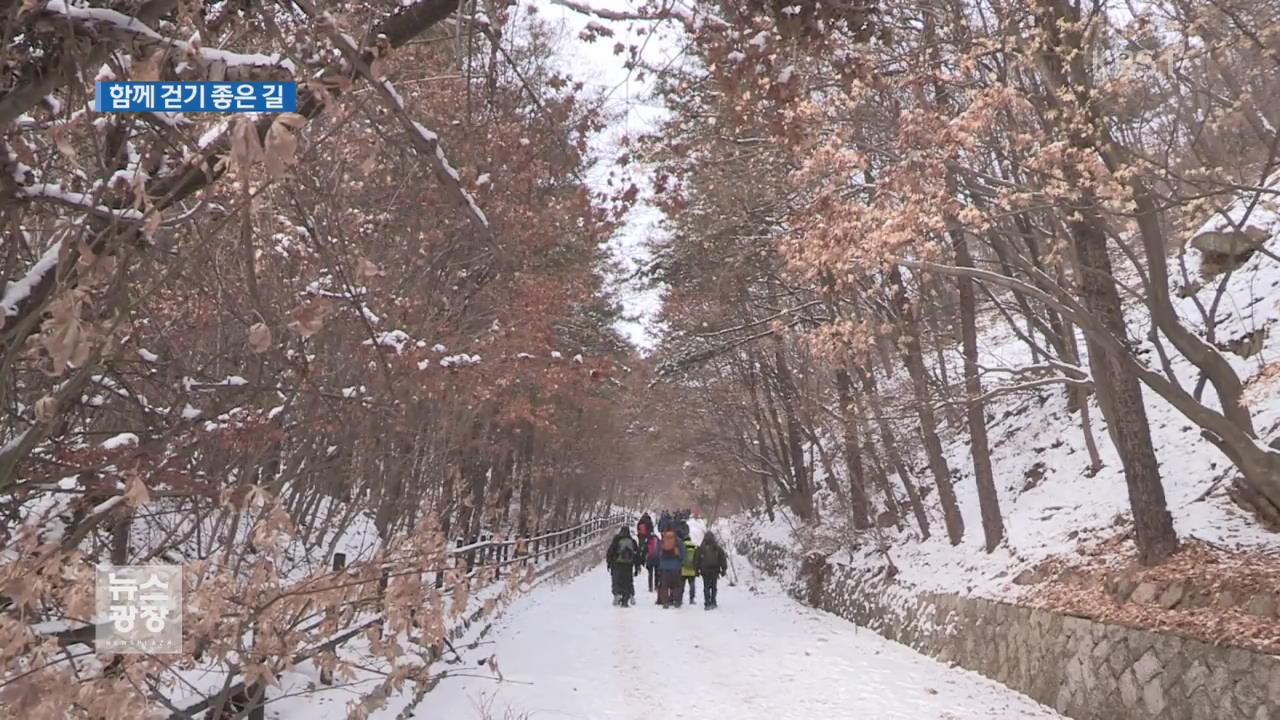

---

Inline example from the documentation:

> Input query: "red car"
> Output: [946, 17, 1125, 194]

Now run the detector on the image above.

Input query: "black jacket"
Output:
[606, 532, 639, 571]
[693, 537, 728, 577]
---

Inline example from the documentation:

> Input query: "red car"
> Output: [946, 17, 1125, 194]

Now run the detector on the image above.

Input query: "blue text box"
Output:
[94, 82, 298, 113]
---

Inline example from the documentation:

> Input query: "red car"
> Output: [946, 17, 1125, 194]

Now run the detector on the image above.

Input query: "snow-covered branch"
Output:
[1, 240, 62, 320]
[41, 0, 296, 77]
[301, 5, 493, 238]
[16, 182, 146, 223]
[548, 0, 725, 32]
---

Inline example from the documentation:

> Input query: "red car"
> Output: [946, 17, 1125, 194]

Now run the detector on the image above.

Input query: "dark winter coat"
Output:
[637, 514, 653, 540]
[694, 533, 728, 578]
[606, 529, 639, 572]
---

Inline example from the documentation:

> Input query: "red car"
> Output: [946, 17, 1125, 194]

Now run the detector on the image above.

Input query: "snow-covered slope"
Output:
[744, 211, 1280, 600]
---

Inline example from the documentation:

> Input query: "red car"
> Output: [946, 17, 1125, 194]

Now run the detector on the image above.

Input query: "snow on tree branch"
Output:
[548, 0, 725, 32]
[15, 182, 147, 223]
[301, 4, 493, 238]
[40, 0, 297, 76]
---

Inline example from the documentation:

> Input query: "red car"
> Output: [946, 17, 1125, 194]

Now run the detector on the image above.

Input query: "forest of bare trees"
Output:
[647, 0, 1280, 564]
[2, 0, 1280, 717]
[0, 1, 667, 716]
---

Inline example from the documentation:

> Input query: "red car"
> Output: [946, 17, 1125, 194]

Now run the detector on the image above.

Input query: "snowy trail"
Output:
[416, 524, 1064, 720]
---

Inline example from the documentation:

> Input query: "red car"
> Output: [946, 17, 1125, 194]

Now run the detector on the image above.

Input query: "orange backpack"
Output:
[661, 530, 678, 555]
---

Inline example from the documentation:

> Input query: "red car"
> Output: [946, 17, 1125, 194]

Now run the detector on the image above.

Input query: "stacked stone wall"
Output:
[739, 538, 1280, 719]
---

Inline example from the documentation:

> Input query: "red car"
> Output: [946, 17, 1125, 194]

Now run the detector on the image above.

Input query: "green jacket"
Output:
[680, 539, 698, 577]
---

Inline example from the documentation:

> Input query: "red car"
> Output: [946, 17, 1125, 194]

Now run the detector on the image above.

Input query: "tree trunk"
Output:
[860, 366, 930, 539]
[1071, 217, 1178, 565]
[953, 230, 1005, 552]
[111, 512, 130, 565]
[773, 348, 816, 520]
[835, 367, 872, 530]
[892, 268, 964, 545]
[1032, 0, 1179, 564]
[516, 422, 535, 535]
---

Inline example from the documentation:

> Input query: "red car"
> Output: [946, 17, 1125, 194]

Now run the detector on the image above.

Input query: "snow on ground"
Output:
[413, 521, 1063, 720]
[757, 214, 1280, 602]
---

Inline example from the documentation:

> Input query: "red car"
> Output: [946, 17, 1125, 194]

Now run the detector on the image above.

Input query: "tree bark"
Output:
[1032, 0, 1178, 564]
[952, 230, 1005, 552]
[1070, 215, 1179, 564]
[860, 366, 931, 540]
[891, 268, 964, 544]
[773, 348, 816, 520]
[835, 367, 873, 530]
[516, 422, 535, 536]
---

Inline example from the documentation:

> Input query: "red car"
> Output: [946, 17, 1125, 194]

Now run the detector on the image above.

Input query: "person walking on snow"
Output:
[679, 530, 699, 606]
[637, 513, 654, 544]
[655, 527, 685, 608]
[642, 530, 660, 593]
[694, 531, 728, 609]
[605, 526, 639, 607]
[675, 518, 690, 542]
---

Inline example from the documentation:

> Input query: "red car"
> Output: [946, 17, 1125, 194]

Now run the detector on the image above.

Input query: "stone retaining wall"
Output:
[740, 538, 1280, 720]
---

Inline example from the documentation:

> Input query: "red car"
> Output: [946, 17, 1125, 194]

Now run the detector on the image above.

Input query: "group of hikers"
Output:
[604, 511, 728, 610]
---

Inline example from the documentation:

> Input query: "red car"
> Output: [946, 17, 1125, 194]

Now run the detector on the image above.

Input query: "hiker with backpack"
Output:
[655, 527, 685, 608]
[675, 518, 690, 542]
[694, 531, 729, 609]
[605, 526, 639, 607]
[679, 529, 699, 605]
[642, 530, 660, 593]
[637, 513, 654, 543]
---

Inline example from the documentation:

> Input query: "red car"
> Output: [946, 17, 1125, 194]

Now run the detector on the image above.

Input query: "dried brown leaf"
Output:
[49, 127, 78, 162]
[131, 50, 166, 83]
[248, 322, 272, 354]
[123, 471, 150, 507]
[39, 289, 91, 376]
[287, 299, 333, 338]
[229, 116, 264, 179]
[34, 396, 59, 424]
[11, 140, 36, 166]
[77, 244, 116, 290]
[264, 113, 305, 180]
[357, 257, 385, 279]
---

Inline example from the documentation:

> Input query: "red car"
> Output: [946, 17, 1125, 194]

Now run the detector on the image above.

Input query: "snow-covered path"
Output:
[417, 527, 1064, 720]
